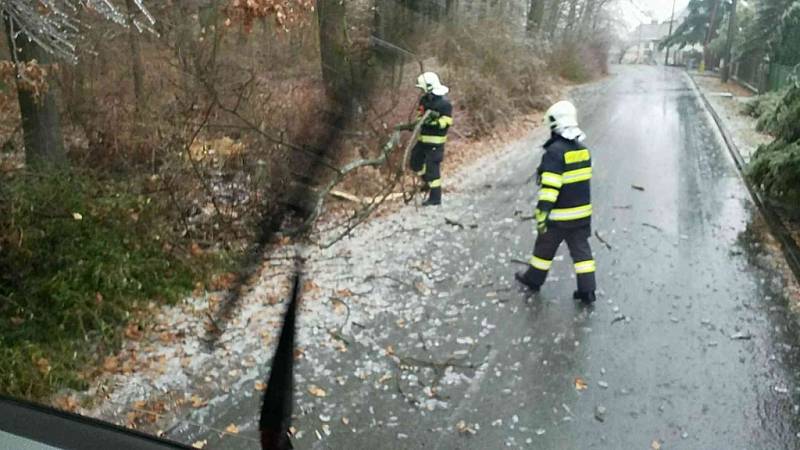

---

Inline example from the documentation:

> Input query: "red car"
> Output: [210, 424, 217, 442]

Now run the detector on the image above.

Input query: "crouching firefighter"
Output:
[515, 101, 597, 304]
[396, 72, 453, 206]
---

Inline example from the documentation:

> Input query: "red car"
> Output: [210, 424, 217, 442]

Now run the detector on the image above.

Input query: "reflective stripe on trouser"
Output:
[421, 145, 443, 203]
[525, 224, 596, 292]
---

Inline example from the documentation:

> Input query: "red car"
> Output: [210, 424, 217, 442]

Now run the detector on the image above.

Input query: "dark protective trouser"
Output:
[527, 224, 596, 293]
[410, 143, 444, 203]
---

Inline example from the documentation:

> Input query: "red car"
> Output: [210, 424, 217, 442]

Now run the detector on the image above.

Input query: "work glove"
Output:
[535, 208, 548, 234]
[424, 110, 441, 126]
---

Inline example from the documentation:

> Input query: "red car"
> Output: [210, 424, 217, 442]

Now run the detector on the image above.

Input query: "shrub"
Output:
[0, 169, 221, 399]
[549, 38, 610, 83]
[742, 88, 787, 134]
[748, 83, 800, 207]
[437, 19, 555, 136]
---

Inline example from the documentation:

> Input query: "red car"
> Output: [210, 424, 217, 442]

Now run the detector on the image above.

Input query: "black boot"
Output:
[422, 187, 441, 206]
[573, 290, 596, 305]
[515, 269, 541, 292]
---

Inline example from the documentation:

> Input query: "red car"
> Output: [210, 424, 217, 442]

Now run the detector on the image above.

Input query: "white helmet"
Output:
[545, 100, 585, 141]
[416, 72, 450, 96]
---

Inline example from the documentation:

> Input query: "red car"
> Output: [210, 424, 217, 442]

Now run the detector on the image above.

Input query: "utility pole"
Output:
[721, 0, 738, 83]
[664, 0, 677, 66]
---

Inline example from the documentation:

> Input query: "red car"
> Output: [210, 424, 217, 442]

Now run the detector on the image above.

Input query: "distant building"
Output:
[631, 20, 674, 64]
[624, 9, 702, 67]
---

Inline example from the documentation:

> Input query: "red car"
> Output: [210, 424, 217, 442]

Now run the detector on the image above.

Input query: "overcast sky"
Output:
[623, 0, 691, 23]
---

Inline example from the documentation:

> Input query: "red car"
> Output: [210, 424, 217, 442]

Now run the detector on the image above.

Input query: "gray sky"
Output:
[617, 0, 691, 29]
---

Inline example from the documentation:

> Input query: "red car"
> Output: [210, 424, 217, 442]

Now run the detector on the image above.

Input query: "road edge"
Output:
[685, 70, 800, 285]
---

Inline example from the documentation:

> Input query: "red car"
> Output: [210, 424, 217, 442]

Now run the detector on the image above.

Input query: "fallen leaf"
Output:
[210, 272, 237, 290]
[255, 381, 267, 391]
[191, 395, 208, 408]
[574, 377, 588, 391]
[302, 280, 319, 293]
[225, 423, 239, 434]
[124, 324, 143, 340]
[385, 345, 395, 356]
[190, 242, 204, 257]
[35, 357, 51, 375]
[455, 420, 477, 435]
[191, 440, 207, 449]
[293, 347, 305, 360]
[378, 373, 392, 383]
[54, 395, 79, 412]
[335, 288, 353, 298]
[159, 332, 175, 343]
[308, 385, 327, 397]
[103, 356, 119, 372]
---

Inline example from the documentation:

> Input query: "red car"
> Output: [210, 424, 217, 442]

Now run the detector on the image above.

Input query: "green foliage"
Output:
[661, 0, 729, 49]
[772, 2, 800, 66]
[748, 83, 800, 204]
[742, 88, 786, 133]
[0, 170, 221, 399]
[709, 3, 756, 59]
[739, 0, 794, 56]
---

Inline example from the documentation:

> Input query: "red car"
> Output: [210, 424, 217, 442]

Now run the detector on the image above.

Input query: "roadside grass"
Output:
[0, 169, 227, 400]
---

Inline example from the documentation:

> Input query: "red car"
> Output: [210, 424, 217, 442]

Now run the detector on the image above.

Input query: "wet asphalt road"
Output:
[172, 66, 800, 449]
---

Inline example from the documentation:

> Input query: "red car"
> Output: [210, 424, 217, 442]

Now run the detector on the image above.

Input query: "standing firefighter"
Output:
[397, 72, 453, 206]
[515, 101, 597, 304]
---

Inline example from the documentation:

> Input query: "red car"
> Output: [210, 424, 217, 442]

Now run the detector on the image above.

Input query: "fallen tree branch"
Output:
[594, 231, 612, 250]
[642, 223, 663, 232]
[307, 112, 433, 248]
[329, 190, 363, 203]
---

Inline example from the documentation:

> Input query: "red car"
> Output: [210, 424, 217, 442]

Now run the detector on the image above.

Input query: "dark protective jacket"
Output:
[536, 133, 592, 228]
[417, 93, 453, 145]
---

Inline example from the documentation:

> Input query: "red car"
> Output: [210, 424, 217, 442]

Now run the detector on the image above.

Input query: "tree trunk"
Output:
[318, 0, 351, 105]
[125, 0, 146, 121]
[527, 0, 545, 35]
[3, 14, 66, 168]
[545, 0, 563, 38]
[565, 0, 579, 33]
[703, 0, 721, 71]
[446, 0, 459, 19]
[579, 0, 596, 30]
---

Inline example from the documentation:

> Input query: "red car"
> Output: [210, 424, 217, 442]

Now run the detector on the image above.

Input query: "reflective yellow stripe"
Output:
[529, 256, 552, 271]
[574, 260, 596, 274]
[429, 178, 442, 188]
[549, 204, 592, 221]
[540, 171, 563, 188]
[419, 135, 447, 144]
[438, 116, 453, 128]
[562, 167, 592, 184]
[416, 164, 426, 176]
[538, 188, 559, 203]
[564, 149, 590, 164]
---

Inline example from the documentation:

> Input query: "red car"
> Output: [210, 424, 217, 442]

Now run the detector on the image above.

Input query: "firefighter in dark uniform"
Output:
[515, 101, 597, 304]
[397, 72, 453, 206]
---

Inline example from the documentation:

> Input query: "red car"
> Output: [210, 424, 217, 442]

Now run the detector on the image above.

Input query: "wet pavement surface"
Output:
[170, 66, 800, 449]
